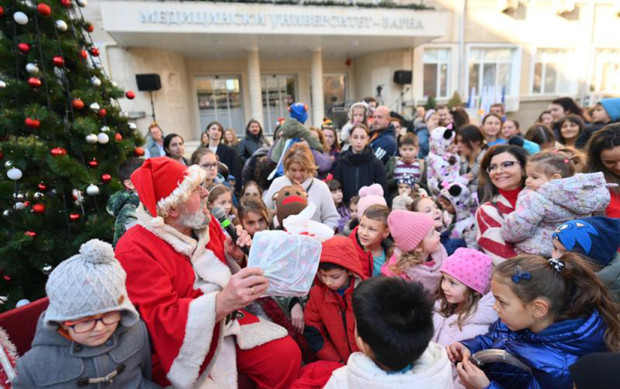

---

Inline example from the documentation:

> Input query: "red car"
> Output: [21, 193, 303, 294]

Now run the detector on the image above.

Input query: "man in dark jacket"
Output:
[369, 106, 397, 164]
[237, 120, 269, 165]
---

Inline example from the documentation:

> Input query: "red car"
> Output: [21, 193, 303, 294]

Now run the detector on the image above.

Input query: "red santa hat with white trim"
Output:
[130, 157, 205, 223]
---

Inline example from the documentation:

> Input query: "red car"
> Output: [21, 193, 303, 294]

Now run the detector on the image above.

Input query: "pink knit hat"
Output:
[387, 211, 434, 252]
[357, 184, 387, 217]
[440, 248, 492, 295]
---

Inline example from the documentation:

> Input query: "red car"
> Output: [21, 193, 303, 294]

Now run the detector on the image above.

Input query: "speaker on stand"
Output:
[135, 74, 161, 122]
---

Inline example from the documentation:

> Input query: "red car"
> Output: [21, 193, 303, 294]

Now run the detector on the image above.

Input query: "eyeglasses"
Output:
[65, 311, 122, 333]
[200, 163, 218, 170]
[486, 160, 518, 173]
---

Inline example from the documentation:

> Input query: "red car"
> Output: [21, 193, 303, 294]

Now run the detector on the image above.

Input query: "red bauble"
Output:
[24, 231, 36, 238]
[3, 275, 11, 281]
[133, 147, 145, 157]
[37, 3, 52, 16]
[90, 47, 100, 57]
[80, 50, 88, 60]
[101, 173, 111, 183]
[98, 108, 106, 117]
[50, 147, 67, 157]
[88, 158, 98, 168]
[114, 133, 122, 142]
[0, 151, 3, 160]
[72, 98, 84, 110]
[85, 23, 94, 32]
[69, 213, 81, 221]
[25, 117, 41, 128]
[28, 77, 42, 88]
[32, 204, 45, 214]
[52, 56, 64, 67]
[38, 182, 47, 191]
[125, 90, 135, 100]
[18, 43, 31, 54]
[0, 6, 4, 16]
[60, 0, 72, 8]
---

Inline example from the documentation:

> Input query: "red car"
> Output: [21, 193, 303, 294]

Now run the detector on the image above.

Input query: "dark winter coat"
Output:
[334, 147, 388, 205]
[460, 310, 609, 389]
[369, 126, 397, 164]
[215, 144, 242, 193]
[303, 238, 365, 362]
[13, 315, 159, 389]
[237, 131, 267, 165]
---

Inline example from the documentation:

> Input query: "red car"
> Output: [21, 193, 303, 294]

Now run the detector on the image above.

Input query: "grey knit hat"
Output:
[44, 239, 139, 329]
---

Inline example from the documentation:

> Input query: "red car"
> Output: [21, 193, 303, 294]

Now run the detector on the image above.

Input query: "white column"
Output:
[247, 47, 264, 125]
[310, 48, 324, 127]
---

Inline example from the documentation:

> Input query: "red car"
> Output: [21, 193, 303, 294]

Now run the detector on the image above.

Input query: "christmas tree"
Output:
[0, 0, 143, 311]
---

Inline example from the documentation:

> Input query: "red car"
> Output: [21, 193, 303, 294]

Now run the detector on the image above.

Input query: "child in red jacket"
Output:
[303, 236, 366, 363]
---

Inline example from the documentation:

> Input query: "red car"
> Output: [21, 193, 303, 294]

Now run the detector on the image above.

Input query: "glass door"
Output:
[196, 76, 244, 135]
[262, 74, 296, 134]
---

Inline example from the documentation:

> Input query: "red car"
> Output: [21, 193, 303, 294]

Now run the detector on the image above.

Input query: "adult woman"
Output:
[163, 133, 188, 165]
[322, 125, 340, 174]
[263, 143, 339, 230]
[202, 121, 242, 192]
[237, 119, 270, 165]
[480, 113, 505, 147]
[537, 110, 553, 129]
[475, 144, 528, 264]
[334, 123, 388, 205]
[223, 128, 239, 148]
[144, 123, 165, 158]
[190, 148, 220, 187]
[558, 114, 586, 148]
[550, 97, 585, 139]
[457, 124, 486, 194]
[587, 124, 620, 217]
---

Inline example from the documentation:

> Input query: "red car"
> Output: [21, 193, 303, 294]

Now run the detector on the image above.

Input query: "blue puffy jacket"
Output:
[460, 311, 608, 389]
[369, 127, 397, 164]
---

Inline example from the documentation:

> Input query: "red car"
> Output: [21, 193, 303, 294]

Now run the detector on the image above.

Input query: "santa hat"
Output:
[130, 157, 205, 220]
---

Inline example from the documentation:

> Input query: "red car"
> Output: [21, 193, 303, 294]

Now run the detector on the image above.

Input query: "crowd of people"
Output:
[10, 95, 620, 389]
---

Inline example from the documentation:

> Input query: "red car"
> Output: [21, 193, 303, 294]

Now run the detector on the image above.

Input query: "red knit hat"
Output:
[130, 157, 205, 218]
[387, 211, 434, 252]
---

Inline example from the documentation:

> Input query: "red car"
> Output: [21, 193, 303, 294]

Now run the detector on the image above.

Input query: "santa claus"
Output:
[115, 157, 301, 388]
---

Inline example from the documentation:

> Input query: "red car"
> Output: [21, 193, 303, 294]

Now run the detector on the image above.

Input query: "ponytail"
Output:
[495, 254, 620, 351]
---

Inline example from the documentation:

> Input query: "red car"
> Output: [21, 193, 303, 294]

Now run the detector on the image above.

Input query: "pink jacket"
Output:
[380, 245, 448, 299]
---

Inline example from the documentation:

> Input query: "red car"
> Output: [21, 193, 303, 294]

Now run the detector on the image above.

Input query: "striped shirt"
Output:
[393, 158, 422, 183]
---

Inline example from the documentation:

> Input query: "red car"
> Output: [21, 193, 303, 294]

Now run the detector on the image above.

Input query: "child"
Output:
[436, 182, 477, 249]
[412, 195, 466, 256]
[327, 179, 350, 234]
[106, 158, 143, 246]
[432, 248, 496, 347]
[558, 114, 586, 148]
[381, 211, 448, 298]
[480, 113, 505, 147]
[303, 236, 365, 363]
[340, 102, 371, 148]
[242, 180, 262, 199]
[324, 277, 453, 389]
[349, 204, 391, 278]
[447, 254, 620, 389]
[392, 177, 415, 211]
[386, 133, 427, 199]
[570, 352, 620, 389]
[576, 98, 620, 148]
[427, 125, 468, 195]
[501, 150, 610, 257]
[207, 183, 237, 222]
[341, 195, 359, 236]
[502, 119, 540, 155]
[13, 240, 159, 389]
[238, 196, 271, 237]
[552, 217, 620, 302]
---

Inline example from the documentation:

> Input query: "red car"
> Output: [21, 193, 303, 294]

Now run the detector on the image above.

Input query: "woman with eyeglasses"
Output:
[475, 144, 528, 265]
[190, 148, 222, 188]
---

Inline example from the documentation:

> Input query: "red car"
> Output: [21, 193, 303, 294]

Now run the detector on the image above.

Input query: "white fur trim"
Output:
[236, 317, 288, 350]
[157, 164, 206, 216]
[192, 247, 232, 290]
[167, 292, 219, 389]
[195, 336, 238, 389]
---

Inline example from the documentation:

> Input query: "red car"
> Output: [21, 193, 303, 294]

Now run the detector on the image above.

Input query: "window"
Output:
[423, 48, 450, 98]
[196, 76, 244, 135]
[262, 74, 296, 135]
[467, 47, 519, 97]
[323, 73, 347, 123]
[591, 49, 620, 93]
[532, 49, 577, 95]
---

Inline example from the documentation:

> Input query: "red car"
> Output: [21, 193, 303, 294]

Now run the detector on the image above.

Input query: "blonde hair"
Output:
[283, 143, 317, 178]
[528, 149, 585, 178]
[309, 127, 330, 152]
[437, 282, 482, 330]
[389, 249, 425, 275]
[223, 128, 239, 147]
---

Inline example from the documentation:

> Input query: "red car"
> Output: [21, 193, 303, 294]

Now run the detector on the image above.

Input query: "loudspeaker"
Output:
[135, 74, 161, 91]
[393, 70, 412, 85]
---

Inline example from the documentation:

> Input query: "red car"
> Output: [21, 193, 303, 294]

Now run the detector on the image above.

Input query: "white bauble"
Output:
[128, 122, 137, 130]
[0, 80, 6, 89]
[13, 12, 28, 25]
[14, 202, 26, 210]
[85, 134, 98, 144]
[86, 184, 99, 195]
[100, 126, 110, 132]
[89, 102, 100, 111]
[77, 0, 87, 7]
[7, 167, 23, 180]
[26, 63, 40, 74]
[16, 299, 30, 308]
[55, 20, 68, 32]
[110, 81, 118, 88]
[91, 76, 101, 87]
[97, 133, 109, 144]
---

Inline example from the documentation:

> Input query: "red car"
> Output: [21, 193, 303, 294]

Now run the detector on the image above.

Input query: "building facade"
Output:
[88, 0, 620, 144]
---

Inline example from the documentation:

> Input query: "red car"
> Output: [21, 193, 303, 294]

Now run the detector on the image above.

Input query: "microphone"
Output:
[211, 206, 250, 255]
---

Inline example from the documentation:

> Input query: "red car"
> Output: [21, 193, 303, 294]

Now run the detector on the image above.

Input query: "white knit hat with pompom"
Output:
[44, 239, 139, 329]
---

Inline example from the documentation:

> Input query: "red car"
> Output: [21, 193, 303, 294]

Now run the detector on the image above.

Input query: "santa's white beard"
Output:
[179, 202, 210, 230]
